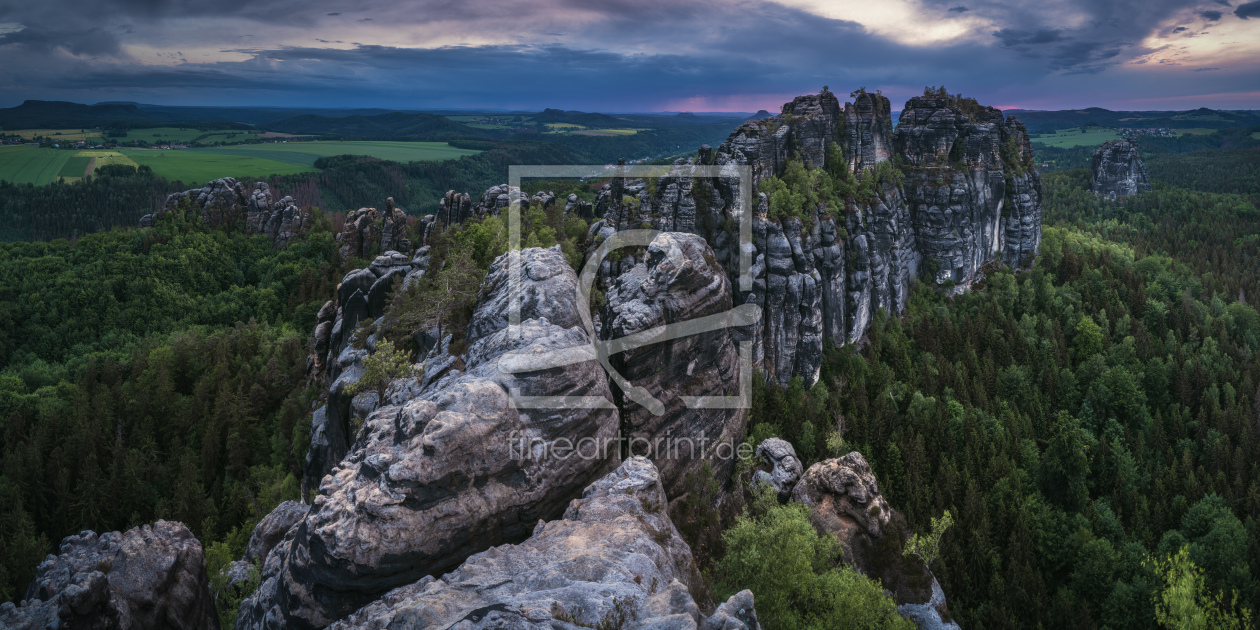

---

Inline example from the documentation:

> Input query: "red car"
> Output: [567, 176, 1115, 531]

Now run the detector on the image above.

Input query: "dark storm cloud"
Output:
[0, 25, 124, 57]
[1236, 1, 1260, 18]
[1200, 9, 1223, 19]
[0, 0, 1256, 109]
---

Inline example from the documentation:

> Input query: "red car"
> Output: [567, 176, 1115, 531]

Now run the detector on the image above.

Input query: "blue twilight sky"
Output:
[1, 0, 1258, 112]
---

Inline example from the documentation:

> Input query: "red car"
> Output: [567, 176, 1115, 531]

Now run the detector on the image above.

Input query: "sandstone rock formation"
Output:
[752, 437, 802, 500]
[324, 457, 760, 630]
[336, 197, 410, 261]
[245, 501, 309, 564]
[792, 453, 958, 630]
[304, 249, 429, 494]
[602, 232, 749, 496]
[588, 89, 1041, 387]
[143, 178, 310, 248]
[1090, 138, 1151, 199]
[240, 245, 620, 630]
[0, 521, 217, 630]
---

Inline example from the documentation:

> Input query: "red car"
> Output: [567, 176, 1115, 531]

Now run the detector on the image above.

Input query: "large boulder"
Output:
[245, 502, 310, 564]
[602, 232, 750, 497]
[0, 521, 217, 630]
[1090, 138, 1151, 200]
[792, 453, 958, 629]
[325, 457, 761, 630]
[752, 438, 802, 500]
[238, 246, 621, 630]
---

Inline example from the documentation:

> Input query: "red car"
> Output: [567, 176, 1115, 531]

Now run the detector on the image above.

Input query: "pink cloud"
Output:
[660, 93, 800, 112]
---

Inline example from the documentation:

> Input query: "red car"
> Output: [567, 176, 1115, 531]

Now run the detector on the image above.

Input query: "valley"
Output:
[0, 90, 1256, 630]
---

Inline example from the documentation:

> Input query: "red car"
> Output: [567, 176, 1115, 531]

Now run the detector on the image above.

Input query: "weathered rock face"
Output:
[245, 501, 310, 564]
[895, 97, 1042, 278]
[324, 457, 759, 630]
[337, 197, 410, 261]
[302, 246, 432, 495]
[1090, 138, 1151, 199]
[791, 453, 958, 630]
[752, 438, 802, 500]
[589, 90, 1041, 387]
[144, 178, 310, 248]
[0, 521, 218, 630]
[241, 245, 621, 630]
[602, 232, 749, 496]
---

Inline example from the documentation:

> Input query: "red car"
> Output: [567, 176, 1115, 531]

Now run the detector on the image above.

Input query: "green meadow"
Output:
[118, 141, 481, 184]
[0, 146, 77, 185]
[1031, 128, 1121, 148]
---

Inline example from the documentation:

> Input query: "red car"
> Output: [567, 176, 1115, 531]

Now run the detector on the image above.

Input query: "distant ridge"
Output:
[1002, 106, 1260, 132]
[265, 111, 493, 138]
[0, 100, 162, 129]
[531, 108, 627, 127]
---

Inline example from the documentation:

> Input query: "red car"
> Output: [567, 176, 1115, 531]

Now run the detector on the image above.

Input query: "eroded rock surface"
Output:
[337, 197, 410, 261]
[145, 178, 310, 248]
[792, 453, 958, 629]
[752, 438, 802, 500]
[1090, 138, 1151, 199]
[240, 246, 620, 630]
[602, 232, 749, 496]
[591, 89, 1041, 388]
[325, 457, 760, 630]
[246, 501, 309, 564]
[0, 521, 217, 630]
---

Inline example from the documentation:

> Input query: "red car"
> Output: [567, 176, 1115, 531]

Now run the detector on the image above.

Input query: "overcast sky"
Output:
[1, 0, 1258, 112]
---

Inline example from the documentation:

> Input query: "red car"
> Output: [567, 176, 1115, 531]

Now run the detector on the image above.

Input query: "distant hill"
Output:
[0, 100, 164, 129]
[266, 112, 493, 138]
[1005, 106, 1260, 132]
[531, 108, 628, 127]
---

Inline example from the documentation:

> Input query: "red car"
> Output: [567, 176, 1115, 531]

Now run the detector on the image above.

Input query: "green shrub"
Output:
[714, 492, 913, 630]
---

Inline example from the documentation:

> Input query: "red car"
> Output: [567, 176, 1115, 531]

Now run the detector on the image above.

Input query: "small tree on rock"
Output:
[347, 338, 414, 409]
[903, 509, 954, 570]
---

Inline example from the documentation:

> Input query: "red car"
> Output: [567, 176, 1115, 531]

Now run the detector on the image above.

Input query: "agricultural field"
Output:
[1029, 127, 1121, 148]
[0, 146, 77, 185]
[122, 127, 266, 144]
[545, 123, 585, 130]
[1175, 128, 1218, 135]
[573, 128, 643, 136]
[119, 149, 311, 184]
[4, 129, 105, 143]
[56, 156, 92, 182]
[119, 141, 480, 184]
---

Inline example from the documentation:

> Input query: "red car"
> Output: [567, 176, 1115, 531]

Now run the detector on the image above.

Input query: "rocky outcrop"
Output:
[144, 178, 310, 248]
[602, 232, 749, 496]
[0, 521, 217, 630]
[792, 453, 958, 630]
[896, 97, 1042, 282]
[752, 438, 802, 500]
[245, 502, 309, 564]
[241, 245, 620, 630]
[324, 457, 760, 630]
[303, 247, 431, 495]
[589, 89, 1041, 387]
[337, 197, 410, 261]
[1090, 138, 1151, 199]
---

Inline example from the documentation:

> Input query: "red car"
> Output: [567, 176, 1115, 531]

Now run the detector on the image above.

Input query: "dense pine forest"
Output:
[740, 169, 1260, 628]
[1, 140, 1259, 629]
[0, 211, 343, 600]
